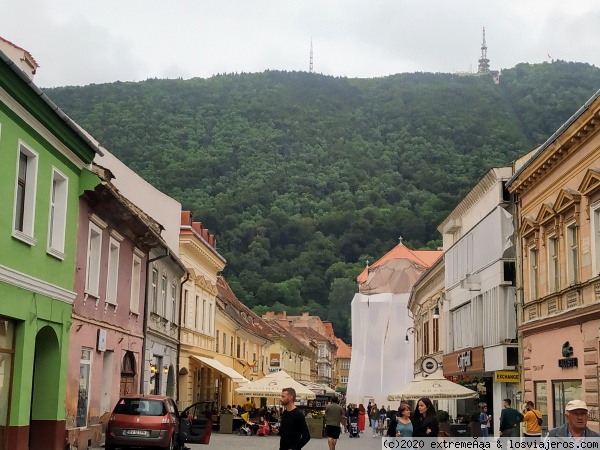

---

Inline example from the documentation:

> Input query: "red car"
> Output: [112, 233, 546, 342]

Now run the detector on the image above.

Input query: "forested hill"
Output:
[46, 61, 600, 341]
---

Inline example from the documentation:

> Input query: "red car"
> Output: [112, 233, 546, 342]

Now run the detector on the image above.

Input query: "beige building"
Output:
[178, 211, 232, 408]
[507, 89, 600, 431]
[263, 312, 338, 387]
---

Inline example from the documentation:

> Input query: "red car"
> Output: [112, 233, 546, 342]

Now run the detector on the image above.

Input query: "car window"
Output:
[168, 399, 177, 415]
[114, 399, 166, 416]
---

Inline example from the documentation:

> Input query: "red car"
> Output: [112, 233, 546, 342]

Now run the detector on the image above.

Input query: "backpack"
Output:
[533, 411, 543, 426]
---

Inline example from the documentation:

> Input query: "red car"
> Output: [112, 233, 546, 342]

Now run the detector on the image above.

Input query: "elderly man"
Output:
[546, 400, 600, 439]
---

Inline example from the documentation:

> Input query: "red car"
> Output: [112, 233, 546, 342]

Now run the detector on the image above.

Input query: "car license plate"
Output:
[125, 429, 149, 436]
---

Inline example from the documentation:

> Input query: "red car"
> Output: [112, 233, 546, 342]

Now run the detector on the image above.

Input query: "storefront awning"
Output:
[190, 355, 249, 383]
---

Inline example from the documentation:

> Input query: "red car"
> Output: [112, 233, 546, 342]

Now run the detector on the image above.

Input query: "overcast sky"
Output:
[1, 0, 599, 88]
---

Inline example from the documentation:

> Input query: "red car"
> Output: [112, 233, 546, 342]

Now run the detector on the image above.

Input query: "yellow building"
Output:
[335, 338, 351, 394]
[215, 276, 273, 407]
[177, 211, 233, 409]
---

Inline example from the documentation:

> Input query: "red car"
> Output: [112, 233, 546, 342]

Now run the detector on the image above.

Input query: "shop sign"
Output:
[495, 371, 520, 383]
[558, 341, 577, 368]
[270, 353, 280, 367]
[457, 350, 472, 372]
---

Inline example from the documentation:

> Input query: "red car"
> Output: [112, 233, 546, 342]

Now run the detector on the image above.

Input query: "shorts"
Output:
[325, 425, 341, 439]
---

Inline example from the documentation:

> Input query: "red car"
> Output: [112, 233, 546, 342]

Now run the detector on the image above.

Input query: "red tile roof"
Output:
[336, 338, 352, 359]
[0, 36, 39, 68]
[357, 244, 443, 284]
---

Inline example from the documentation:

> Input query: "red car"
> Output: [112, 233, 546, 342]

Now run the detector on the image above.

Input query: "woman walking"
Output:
[412, 397, 439, 438]
[370, 404, 380, 437]
[357, 404, 366, 433]
[395, 403, 414, 437]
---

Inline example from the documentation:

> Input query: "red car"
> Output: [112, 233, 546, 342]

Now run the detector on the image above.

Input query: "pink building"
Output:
[66, 166, 170, 449]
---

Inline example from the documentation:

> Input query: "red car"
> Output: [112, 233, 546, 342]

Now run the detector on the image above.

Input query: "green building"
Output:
[0, 42, 101, 450]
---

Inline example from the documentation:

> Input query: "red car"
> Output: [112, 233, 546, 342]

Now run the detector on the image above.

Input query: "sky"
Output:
[1, 0, 599, 88]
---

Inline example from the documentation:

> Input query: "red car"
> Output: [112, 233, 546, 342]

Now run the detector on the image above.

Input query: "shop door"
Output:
[119, 351, 136, 396]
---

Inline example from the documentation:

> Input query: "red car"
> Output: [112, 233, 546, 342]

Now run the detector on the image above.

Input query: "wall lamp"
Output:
[432, 295, 448, 319]
[404, 327, 414, 344]
[150, 364, 158, 374]
[163, 365, 169, 374]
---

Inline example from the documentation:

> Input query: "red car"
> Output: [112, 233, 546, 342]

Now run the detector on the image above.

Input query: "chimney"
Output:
[209, 234, 216, 248]
[181, 211, 193, 226]
[192, 221, 203, 234]
[201, 229, 210, 242]
[302, 312, 309, 318]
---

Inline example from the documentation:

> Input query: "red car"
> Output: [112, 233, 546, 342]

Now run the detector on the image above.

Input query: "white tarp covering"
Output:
[346, 292, 414, 407]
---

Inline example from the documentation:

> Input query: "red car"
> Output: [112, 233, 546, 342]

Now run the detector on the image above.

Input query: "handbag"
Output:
[533, 411, 543, 426]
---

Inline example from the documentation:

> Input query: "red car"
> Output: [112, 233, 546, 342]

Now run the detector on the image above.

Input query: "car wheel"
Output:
[164, 434, 175, 450]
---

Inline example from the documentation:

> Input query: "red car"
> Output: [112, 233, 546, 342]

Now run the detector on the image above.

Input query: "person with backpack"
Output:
[522, 400, 543, 441]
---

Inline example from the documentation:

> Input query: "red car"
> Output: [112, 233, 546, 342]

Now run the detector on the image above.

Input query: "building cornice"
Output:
[180, 236, 226, 273]
[508, 97, 600, 195]
[0, 263, 76, 304]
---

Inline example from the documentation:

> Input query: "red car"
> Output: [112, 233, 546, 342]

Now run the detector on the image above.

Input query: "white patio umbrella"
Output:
[387, 373, 478, 401]
[235, 370, 316, 399]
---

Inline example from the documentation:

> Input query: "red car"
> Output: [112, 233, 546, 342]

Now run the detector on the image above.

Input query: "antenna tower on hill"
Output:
[309, 38, 314, 73]
[477, 27, 490, 74]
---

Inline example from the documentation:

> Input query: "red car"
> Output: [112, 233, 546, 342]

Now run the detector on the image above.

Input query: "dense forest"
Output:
[47, 61, 600, 341]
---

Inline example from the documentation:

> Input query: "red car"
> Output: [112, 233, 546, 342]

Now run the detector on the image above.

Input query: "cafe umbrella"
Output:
[235, 370, 316, 400]
[387, 373, 478, 401]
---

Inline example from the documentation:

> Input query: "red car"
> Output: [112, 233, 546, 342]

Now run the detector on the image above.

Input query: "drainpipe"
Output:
[512, 192, 525, 404]
[139, 250, 171, 394]
[176, 270, 190, 407]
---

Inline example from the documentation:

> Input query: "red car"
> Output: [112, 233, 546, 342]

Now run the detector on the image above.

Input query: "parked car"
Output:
[105, 395, 212, 450]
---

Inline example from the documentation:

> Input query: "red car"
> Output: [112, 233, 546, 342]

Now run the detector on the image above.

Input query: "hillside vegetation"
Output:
[47, 61, 600, 340]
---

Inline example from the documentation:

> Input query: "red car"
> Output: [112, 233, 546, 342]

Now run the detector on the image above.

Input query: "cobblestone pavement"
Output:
[187, 430, 386, 450]
[95, 430, 386, 450]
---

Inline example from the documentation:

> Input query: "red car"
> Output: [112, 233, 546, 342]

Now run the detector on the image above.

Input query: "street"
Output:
[187, 431, 385, 450]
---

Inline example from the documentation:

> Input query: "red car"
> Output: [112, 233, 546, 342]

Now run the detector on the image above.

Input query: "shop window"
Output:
[534, 381, 548, 432]
[552, 380, 582, 428]
[76, 348, 92, 427]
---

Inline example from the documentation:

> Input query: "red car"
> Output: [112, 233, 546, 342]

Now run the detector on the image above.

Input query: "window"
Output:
[13, 144, 38, 244]
[216, 331, 219, 353]
[208, 303, 213, 335]
[593, 207, 600, 275]
[106, 238, 120, 304]
[202, 299, 206, 332]
[433, 318, 439, 352]
[151, 268, 159, 313]
[547, 236, 559, 293]
[451, 303, 472, 351]
[566, 223, 579, 285]
[423, 321, 430, 356]
[0, 320, 15, 433]
[222, 333, 226, 354]
[171, 283, 177, 323]
[195, 296, 200, 329]
[341, 376, 348, 383]
[130, 255, 141, 314]
[230, 336, 234, 356]
[341, 361, 350, 369]
[47, 168, 68, 258]
[76, 348, 92, 427]
[535, 381, 548, 431]
[529, 247, 538, 300]
[552, 380, 581, 428]
[243, 342, 246, 360]
[85, 223, 103, 297]
[182, 290, 188, 327]
[161, 275, 167, 317]
[236, 337, 241, 358]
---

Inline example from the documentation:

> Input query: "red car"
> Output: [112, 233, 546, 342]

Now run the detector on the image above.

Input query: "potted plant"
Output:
[437, 410, 451, 435]
[305, 410, 325, 438]
[467, 411, 482, 437]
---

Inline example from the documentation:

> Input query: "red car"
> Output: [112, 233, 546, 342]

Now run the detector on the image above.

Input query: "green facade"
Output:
[0, 54, 99, 449]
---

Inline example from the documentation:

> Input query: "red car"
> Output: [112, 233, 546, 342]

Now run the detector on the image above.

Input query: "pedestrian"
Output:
[396, 403, 413, 437]
[379, 404, 387, 424]
[370, 403, 380, 437]
[325, 396, 345, 450]
[357, 404, 366, 433]
[499, 398, 523, 437]
[545, 400, 600, 440]
[387, 412, 398, 437]
[279, 388, 311, 450]
[412, 397, 439, 437]
[479, 405, 490, 439]
[521, 400, 542, 441]
[243, 397, 253, 413]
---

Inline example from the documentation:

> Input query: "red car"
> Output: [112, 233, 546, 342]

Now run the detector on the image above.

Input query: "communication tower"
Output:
[477, 27, 490, 74]
[309, 38, 314, 73]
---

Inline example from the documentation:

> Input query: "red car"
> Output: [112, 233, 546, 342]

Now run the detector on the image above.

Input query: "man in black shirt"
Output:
[279, 387, 311, 450]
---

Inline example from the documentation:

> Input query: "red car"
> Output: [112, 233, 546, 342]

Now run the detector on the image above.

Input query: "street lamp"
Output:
[404, 327, 414, 344]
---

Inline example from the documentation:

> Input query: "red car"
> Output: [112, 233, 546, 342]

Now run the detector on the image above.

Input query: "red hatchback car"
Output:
[105, 395, 212, 450]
